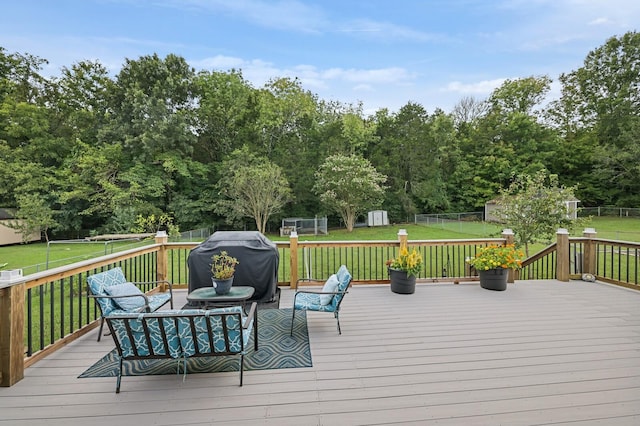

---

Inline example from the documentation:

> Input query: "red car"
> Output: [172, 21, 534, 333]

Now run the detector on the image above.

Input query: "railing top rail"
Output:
[522, 242, 557, 266]
[22, 243, 161, 288]
[586, 238, 640, 248]
[410, 238, 505, 245]
[291, 237, 505, 246]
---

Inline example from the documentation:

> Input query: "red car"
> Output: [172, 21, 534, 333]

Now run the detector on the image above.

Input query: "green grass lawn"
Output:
[579, 216, 640, 240]
[2, 216, 639, 273]
[0, 239, 154, 274]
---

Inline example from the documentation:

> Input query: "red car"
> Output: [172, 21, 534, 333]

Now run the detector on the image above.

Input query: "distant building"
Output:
[0, 208, 40, 246]
[484, 197, 580, 222]
[367, 210, 389, 227]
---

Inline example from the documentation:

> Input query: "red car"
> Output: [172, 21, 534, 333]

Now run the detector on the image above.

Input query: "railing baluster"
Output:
[27, 289, 32, 356]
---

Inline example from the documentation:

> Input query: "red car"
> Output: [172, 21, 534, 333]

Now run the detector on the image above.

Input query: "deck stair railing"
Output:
[1, 227, 638, 387]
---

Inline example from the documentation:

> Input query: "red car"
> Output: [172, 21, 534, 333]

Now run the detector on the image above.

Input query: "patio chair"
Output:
[87, 267, 174, 341]
[290, 265, 352, 335]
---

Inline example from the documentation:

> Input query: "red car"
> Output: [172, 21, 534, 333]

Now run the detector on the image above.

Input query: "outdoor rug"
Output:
[79, 308, 311, 378]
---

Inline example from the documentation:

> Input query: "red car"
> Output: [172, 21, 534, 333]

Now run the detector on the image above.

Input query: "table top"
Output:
[187, 286, 255, 302]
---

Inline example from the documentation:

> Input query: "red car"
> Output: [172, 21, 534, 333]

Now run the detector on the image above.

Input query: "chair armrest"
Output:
[130, 280, 173, 299]
[130, 279, 173, 290]
[295, 278, 327, 287]
[242, 302, 258, 330]
[243, 302, 258, 351]
[294, 288, 348, 296]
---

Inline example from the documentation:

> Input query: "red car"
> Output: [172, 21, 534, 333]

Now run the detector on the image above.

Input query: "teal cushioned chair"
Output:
[291, 265, 352, 335]
[87, 266, 173, 341]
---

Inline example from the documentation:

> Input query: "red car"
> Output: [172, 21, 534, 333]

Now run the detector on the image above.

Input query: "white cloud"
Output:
[163, 0, 327, 33]
[588, 17, 613, 26]
[444, 79, 506, 96]
[194, 55, 415, 87]
[323, 67, 414, 84]
[353, 84, 373, 92]
[335, 19, 446, 43]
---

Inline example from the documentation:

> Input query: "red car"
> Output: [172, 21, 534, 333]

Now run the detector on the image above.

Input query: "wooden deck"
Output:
[2, 280, 640, 425]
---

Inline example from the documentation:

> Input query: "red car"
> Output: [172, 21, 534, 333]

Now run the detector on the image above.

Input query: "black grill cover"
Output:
[187, 231, 280, 304]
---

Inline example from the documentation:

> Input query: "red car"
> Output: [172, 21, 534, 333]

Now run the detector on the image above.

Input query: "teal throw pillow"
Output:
[105, 282, 147, 311]
[320, 274, 339, 305]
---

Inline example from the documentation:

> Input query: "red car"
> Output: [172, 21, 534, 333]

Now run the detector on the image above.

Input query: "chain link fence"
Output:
[280, 217, 328, 236]
[579, 207, 640, 218]
[414, 212, 502, 236]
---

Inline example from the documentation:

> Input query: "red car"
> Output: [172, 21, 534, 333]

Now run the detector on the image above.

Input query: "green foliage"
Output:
[0, 31, 639, 237]
[210, 250, 239, 279]
[7, 193, 58, 242]
[215, 147, 293, 233]
[387, 247, 423, 277]
[313, 154, 386, 232]
[467, 244, 524, 270]
[193, 70, 254, 163]
[495, 170, 585, 255]
[132, 213, 179, 237]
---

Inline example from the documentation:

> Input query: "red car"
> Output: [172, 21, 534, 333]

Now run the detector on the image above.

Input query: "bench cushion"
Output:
[294, 293, 337, 312]
[109, 315, 181, 358]
[108, 308, 253, 361]
[177, 306, 252, 356]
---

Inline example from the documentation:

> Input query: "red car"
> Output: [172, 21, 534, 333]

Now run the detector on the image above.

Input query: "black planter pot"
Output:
[389, 269, 416, 294]
[478, 268, 508, 291]
[211, 276, 234, 295]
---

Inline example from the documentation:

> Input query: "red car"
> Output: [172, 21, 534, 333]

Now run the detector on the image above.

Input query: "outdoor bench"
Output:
[105, 303, 258, 393]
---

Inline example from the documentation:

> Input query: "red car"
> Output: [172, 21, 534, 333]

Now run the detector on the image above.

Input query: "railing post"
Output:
[0, 272, 25, 387]
[502, 229, 515, 283]
[290, 231, 298, 289]
[398, 229, 408, 250]
[155, 231, 169, 291]
[583, 227, 597, 275]
[556, 228, 570, 282]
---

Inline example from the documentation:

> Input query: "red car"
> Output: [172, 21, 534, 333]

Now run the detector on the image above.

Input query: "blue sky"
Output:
[1, 0, 638, 114]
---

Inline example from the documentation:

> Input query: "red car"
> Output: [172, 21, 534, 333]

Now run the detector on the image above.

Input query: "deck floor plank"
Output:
[1, 280, 639, 425]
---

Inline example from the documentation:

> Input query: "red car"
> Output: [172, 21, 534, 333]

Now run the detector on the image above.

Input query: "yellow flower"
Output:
[467, 244, 523, 271]
[387, 247, 423, 277]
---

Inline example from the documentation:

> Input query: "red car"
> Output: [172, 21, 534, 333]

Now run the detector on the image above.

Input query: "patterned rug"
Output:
[78, 308, 311, 378]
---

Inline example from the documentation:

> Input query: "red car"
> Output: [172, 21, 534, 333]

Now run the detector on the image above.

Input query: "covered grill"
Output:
[187, 231, 280, 307]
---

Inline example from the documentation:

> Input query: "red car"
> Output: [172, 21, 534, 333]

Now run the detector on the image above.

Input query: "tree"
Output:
[549, 31, 640, 205]
[132, 213, 180, 236]
[451, 95, 488, 131]
[313, 154, 386, 232]
[193, 69, 255, 163]
[254, 77, 318, 157]
[494, 170, 582, 256]
[9, 193, 58, 243]
[215, 147, 293, 233]
[488, 76, 552, 116]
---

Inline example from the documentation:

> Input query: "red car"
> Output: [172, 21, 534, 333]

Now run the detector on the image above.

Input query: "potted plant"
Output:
[386, 247, 423, 294]
[466, 244, 523, 291]
[210, 251, 239, 295]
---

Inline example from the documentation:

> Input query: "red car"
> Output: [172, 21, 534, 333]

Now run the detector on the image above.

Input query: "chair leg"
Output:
[290, 308, 297, 336]
[239, 354, 244, 386]
[253, 313, 259, 351]
[115, 357, 123, 393]
[335, 311, 341, 335]
[97, 317, 105, 342]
